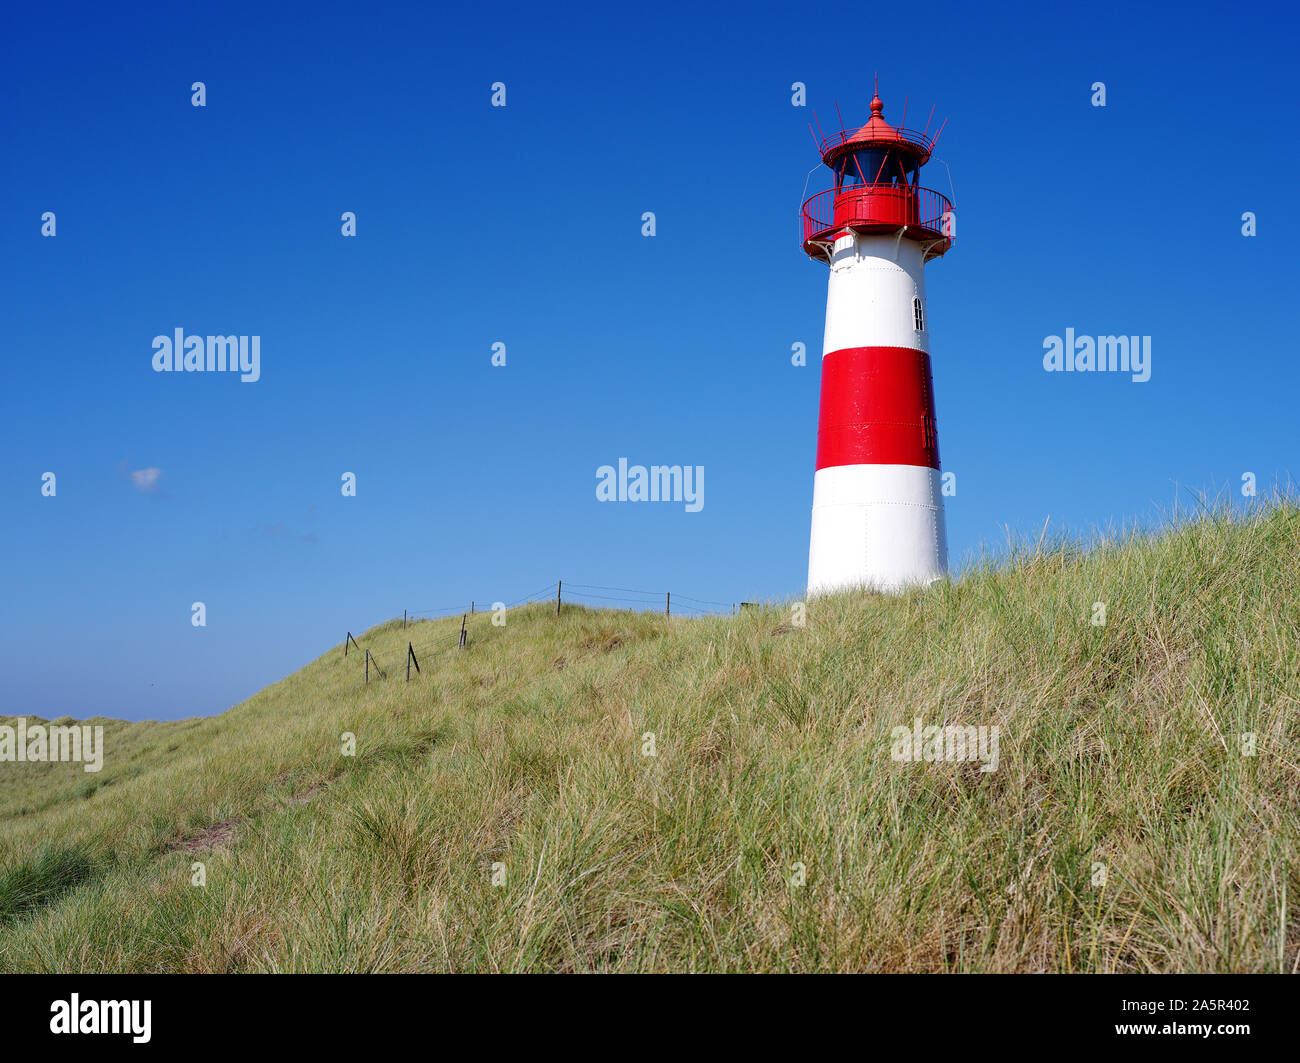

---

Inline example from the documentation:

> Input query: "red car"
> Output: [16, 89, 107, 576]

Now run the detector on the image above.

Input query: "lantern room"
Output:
[801, 92, 953, 263]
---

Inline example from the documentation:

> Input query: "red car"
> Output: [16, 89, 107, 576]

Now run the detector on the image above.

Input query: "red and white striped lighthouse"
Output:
[800, 88, 954, 595]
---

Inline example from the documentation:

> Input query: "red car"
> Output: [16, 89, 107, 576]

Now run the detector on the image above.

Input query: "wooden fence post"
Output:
[458, 614, 468, 649]
[407, 642, 420, 681]
[365, 649, 370, 683]
[403, 610, 407, 630]
[556, 580, 562, 616]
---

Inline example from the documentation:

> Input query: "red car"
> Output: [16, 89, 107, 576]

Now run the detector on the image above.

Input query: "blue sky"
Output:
[2, 0, 1295, 721]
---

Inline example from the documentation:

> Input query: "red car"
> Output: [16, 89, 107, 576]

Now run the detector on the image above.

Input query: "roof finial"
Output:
[870, 72, 883, 117]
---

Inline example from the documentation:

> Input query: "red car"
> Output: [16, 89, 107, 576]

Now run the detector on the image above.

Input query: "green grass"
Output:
[1, 502, 1297, 972]
[0, 845, 100, 926]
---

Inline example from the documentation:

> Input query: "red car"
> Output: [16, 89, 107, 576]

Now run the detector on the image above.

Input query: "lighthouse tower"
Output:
[801, 88, 954, 595]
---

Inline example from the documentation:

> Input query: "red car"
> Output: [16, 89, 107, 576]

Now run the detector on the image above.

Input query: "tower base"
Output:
[807, 463, 948, 596]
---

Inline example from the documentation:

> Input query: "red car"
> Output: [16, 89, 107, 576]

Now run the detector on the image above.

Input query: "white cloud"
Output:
[129, 467, 163, 493]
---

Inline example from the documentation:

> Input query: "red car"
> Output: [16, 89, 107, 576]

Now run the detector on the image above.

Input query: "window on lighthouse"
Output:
[837, 148, 917, 189]
[913, 297, 925, 332]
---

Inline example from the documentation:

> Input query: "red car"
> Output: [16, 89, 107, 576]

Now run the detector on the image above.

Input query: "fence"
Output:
[406, 580, 738, 622]
[346, 579, 750, 683]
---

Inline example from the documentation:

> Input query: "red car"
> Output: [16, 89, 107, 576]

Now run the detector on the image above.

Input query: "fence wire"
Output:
[347, 576, 751, 685]
[407, 579, 737, 622]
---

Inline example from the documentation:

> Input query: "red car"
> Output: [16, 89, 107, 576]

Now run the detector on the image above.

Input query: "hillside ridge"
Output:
[1, 505, 1297, 972]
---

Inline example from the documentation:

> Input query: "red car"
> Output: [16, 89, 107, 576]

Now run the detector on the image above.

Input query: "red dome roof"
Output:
[821, 94, 935, 166]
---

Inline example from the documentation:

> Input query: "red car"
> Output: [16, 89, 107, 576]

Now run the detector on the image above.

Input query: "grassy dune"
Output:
[1, 504, 1297, 972]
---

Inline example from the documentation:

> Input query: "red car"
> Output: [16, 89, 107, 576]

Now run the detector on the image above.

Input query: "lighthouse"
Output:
[801, 88, 954, 595]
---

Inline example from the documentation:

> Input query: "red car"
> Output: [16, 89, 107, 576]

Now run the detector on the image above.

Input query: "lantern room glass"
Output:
[836, 149, 918, 190]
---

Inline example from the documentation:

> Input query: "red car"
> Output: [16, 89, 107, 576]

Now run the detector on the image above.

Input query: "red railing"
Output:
[819, 126, 936, 159]
[800, 185, 954, 248]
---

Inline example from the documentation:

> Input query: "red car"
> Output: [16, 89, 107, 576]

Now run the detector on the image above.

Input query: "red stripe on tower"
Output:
[815, 345, 939, 470]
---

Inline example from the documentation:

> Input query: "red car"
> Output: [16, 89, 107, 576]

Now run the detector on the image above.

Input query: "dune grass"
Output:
[0, 502, 1297, 972]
